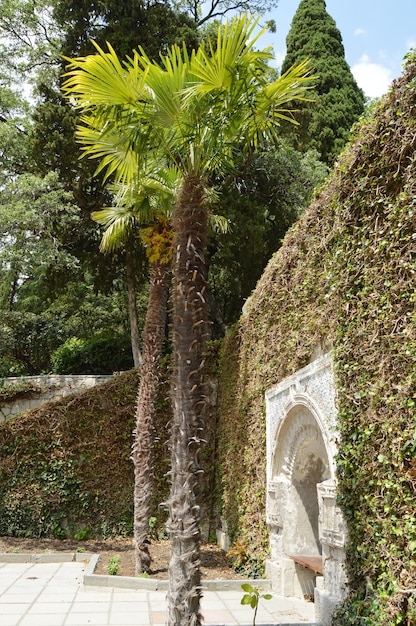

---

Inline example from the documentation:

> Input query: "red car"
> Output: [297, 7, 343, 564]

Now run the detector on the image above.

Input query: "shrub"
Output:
[51, 334, 134, 374]
[0, 355, 27, 378]
[51, 337, 84, 374]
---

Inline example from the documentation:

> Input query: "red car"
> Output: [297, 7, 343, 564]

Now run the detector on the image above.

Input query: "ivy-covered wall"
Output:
[217, 57, 416, 623]
[0, 368, 172, 539]
[0, 349, 220, 543]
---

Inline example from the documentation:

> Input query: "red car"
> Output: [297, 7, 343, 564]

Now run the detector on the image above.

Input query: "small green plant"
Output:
[137, 572, 149, 578]
[52, 521, 66, 540]
[76, 547, 86, 553]
[106, 554, 121, 576]
[240, 583, 272, 626]
[11, 548, 20, 554]
[149, 516, 158, 539]
[74, 527, 90, 541]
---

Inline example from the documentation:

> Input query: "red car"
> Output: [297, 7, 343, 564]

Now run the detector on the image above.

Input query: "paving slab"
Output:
[0, 557, 320, 625]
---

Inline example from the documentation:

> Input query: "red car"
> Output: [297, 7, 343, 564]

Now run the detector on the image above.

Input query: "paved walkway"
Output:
[0, 559, 318, 626]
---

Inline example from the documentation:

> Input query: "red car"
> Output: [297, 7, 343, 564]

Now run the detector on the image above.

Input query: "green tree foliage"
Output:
[0, 172, 81, 313]
[0, 45, 35, 186]
[31, 0, 199, 189]
[0, 0, 60, 80]
[280, 0, 365, 165]
[0, 286, 137, 374]
[53, 0, 198, 59]
[209, 143, 328, 325]
[50, 334, 134, 374]
[0, 171, 137, 373]
[0, 91, 32, 186]
[0, 3, 146, 371]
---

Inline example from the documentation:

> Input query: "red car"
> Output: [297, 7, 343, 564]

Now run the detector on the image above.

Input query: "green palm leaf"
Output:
[63, 41, 149, 107]
[133, 44, 190, 129]
[77, 122, 143, 183]
[92, 163, 178, 253]
[92, 205, 138, 252]
[188, 14, 268, 93]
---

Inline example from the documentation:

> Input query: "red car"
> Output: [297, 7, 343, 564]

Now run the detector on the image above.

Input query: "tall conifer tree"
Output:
[280, 0, 365, 165]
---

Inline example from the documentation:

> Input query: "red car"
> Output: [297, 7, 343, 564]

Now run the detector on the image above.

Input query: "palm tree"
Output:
[63, 16, 314, 623]
[91, 172, 176, 574]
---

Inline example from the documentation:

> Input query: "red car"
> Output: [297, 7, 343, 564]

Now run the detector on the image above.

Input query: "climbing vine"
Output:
[0, 348, 220, 542]
[217, 56, 416, 621]
[0, 370, 140, 538]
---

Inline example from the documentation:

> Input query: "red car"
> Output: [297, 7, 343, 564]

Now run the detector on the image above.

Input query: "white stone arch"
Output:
[272, 401, 332, 559]
[265, 353, 347, 626]
[270, 394, 335, 483]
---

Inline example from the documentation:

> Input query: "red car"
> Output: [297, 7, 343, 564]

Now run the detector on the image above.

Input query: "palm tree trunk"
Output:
[167, 174, 210, 626]
[126, 246, 143, 368]
[132, 261, 170, 574]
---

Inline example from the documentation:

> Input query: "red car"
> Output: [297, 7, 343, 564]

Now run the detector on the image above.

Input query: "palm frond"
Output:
[62, 41, 149, 107]
[76, 121, 145, 183]
[91, 205, 138, 252]
[209, 212, 229, 234]
[232, 58, 316, 148]
[143, 47, 189, 127]
[185, 14, 272, 96]
[91, 158, 179, 254]
[261, 58, 316, 110]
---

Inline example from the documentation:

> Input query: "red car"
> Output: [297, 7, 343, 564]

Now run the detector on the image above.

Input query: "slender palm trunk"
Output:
[167, 174, 210, 626]
[126, 246, 143, 368]
[132, 261, 170, 574]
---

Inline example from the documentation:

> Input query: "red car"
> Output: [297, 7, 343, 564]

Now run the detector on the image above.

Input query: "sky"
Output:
[259, 0, 416, 98]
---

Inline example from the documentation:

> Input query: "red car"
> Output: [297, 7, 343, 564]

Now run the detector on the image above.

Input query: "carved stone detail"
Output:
[265, 353, 347, 626]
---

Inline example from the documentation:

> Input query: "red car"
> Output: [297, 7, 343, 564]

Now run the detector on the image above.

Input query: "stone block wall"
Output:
[0, 375, 114, 422]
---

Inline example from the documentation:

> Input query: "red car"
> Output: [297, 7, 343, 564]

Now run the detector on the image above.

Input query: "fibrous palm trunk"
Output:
[167, 174, 210, 626]
[126, 245, 143, 368]
[132, 261, 170, 574]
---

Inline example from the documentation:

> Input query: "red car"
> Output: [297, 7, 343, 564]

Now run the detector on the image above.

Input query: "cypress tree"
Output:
[281, 0, 365, 165]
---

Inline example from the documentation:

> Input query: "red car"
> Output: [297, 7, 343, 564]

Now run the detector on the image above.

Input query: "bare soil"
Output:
[0, 537, 244, 580]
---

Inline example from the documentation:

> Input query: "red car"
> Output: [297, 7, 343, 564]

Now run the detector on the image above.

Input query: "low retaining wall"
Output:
[0, 552, 271, 591]
[0, 374, 113, 422]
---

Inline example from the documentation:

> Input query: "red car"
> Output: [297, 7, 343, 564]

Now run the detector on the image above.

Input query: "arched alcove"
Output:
[276, 405, 331, 559]
[265, 354, 347, 626]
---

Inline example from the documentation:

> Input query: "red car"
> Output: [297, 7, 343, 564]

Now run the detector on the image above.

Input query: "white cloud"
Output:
[354, 28, 366, 37]
[273, 50, 286, 69]
[352, 54, 393, 98]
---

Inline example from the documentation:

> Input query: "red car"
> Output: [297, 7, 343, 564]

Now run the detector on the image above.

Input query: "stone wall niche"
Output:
[265, 353, 347, 626]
